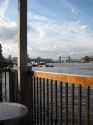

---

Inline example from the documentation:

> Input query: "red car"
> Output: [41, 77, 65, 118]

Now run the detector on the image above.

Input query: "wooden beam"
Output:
[18, 0, 28, 108]
[30, 71, 93, 87]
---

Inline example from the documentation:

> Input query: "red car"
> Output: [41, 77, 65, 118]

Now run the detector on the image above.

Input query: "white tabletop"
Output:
[0, 102, 28, 123]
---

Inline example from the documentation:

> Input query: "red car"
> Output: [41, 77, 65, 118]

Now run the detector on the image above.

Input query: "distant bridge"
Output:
[59, 56, 70, 63]
[61, 57, 69, 58]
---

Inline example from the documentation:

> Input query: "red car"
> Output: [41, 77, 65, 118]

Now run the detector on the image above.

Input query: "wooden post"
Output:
[18, 0, 28, 124]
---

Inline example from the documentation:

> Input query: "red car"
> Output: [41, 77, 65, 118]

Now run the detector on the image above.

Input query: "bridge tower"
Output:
[59, 56, 61, 63]
[60, 55, 70, 63]
[68, 56, 70, 63]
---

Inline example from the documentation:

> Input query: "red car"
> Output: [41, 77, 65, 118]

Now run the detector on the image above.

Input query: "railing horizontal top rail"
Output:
[30, 71, 93, 87]
[10, 68, 18, 73]
[0, 68, 93, 86]
[0, 68, 10, 72]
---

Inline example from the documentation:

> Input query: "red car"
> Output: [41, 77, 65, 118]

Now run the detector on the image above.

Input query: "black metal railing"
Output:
[9, 68, 18, 102]
[0, 68, 9, 102]
[28, 71, 93, 125]
[0, 68, 93, 125]
[0, 68, 18, 102]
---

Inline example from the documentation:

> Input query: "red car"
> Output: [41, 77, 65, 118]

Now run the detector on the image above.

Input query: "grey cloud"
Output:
[27, 25, 35, 31]
[0, 25, 17, 41]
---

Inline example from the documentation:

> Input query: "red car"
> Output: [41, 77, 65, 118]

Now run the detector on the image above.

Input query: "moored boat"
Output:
[29, 61, 38, 67]
[38, 61, 47, 67]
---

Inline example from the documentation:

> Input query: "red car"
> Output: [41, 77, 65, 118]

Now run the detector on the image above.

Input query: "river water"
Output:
[32, 63, 93, 76]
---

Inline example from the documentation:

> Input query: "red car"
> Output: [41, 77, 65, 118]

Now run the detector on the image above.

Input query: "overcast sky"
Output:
[0, 0, 93, 60]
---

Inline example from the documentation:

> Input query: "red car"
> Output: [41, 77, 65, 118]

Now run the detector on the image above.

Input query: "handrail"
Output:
[0, 68, 10, 72]
[30, 71, 93, 86]
[8, 68, 93, 87]
[10, 68, 18, 73]
[2, 68, 93, 88]
[0, 68, 18, 73]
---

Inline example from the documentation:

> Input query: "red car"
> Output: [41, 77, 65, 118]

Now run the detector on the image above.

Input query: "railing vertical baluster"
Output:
[27, 66, 32, 124]
[46, 79, 49, 125]
[1, 73, 3, 101]
[50, 80, 53, 125]
[12, 72, 13, 101]
[13, 73, 15, 102]
[11, 72, 14, 102]
[5, 71, 6, 101]
[37, 77, 39, 125]
[55, 80, 57, 125]
[16, 73, 18, 102]
[65, 82, 68, 125]
[60, 81, 62, 125]
[14, 72, 16, 101]
[9, 71, 13, 102]
[40, 78, 42, 125]
[78, 85, 81, 125]
[43, 78, 45, 125]
[86, 86, 90, 125]
[71, 84, 74, 125]
[0, 72, 2, 102]
[34, 77, 36, 125]
[31, 75, 33, 125]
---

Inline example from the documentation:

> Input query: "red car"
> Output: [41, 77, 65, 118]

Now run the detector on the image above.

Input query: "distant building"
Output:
[79, 56, 90, 63]
[83, 56, 90, 63]
[79, 58, 85, 63]
[68, 56, 70, 63]
[30, 57, 53, 63]
[90, 56, 93, 62]
[8, 55, 12, 61]
[70, 58, 78, 63]
[59, 56, 61, 63]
